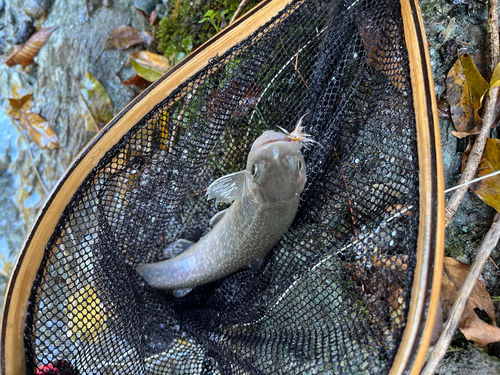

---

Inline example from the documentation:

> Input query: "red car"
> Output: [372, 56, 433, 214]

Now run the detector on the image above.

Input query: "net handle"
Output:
[0, 0, 295, 373]
[389, 0, 444, 373]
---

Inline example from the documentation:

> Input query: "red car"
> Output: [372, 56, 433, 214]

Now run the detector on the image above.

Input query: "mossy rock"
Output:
[157, 0, 260, 64]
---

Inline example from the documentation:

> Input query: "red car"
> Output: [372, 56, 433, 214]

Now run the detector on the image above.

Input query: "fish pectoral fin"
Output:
[209, 208, 227, 227]
[173, 288, 193, 298]
[206, 170, 247, 203]
[163, 239, 194, 259]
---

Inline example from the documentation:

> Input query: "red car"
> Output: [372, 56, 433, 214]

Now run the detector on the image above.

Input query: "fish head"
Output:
[246, 130, 307, 204]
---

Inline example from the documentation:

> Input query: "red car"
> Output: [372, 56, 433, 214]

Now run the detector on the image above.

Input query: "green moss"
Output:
[157, 0, 260, 64]
[444, 228, 466, 259]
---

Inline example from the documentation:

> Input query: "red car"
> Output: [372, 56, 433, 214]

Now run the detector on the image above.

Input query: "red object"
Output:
[36, 360, 78, 375]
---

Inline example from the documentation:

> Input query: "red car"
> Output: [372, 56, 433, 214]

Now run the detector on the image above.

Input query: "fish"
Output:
[136, 117, 313, 296]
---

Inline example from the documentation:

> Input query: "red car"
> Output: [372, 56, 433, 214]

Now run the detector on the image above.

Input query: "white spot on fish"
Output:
[273, 147, 279, 159]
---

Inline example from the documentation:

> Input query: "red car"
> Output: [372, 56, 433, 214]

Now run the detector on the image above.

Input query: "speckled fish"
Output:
[136, 117, 315, 296]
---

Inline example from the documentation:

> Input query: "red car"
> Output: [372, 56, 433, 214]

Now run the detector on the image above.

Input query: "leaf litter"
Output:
[440, 257, 500, 349]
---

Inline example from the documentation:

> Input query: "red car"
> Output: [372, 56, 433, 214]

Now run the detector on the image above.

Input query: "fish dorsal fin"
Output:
[207, 170, 247, 203]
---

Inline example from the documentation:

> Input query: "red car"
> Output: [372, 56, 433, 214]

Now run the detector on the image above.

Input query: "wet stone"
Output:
[22, 0, 50, 19]
[0, 0, 4, 15]
[134, 0, 162, 14]
[14, 20, 35, 44]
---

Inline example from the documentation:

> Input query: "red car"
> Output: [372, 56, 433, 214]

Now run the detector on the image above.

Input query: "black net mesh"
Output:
[25, 0, 421, 373]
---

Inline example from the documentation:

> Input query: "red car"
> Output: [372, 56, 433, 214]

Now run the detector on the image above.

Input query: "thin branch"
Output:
[422, 212, 500, 374]
[230, 0, 250, 25]
[487, 0, 500, 76]
[445, 0, 499, 227]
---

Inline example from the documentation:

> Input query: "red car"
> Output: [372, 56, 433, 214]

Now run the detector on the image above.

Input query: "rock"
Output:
[134, 0, 161, 14]
[6, 11, 15, 25]
[14, 20, 35, 45]
[22, 0, 50, 19]
[0, 0, 5, 15]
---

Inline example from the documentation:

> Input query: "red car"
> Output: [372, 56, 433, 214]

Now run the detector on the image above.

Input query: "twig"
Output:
[489, 256, 499, 269]
[422, 212, 500, 374]
[487, 0, 500, 76]
[172, 0, 181, 21]
[68, 70, 100, 134]
[445, 0, 499, 227]
[294, 44, 310, 92]
[229, 0, 250, 25]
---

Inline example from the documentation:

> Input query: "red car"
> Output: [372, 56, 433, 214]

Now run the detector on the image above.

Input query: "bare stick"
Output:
[487, 0, 500, 76]
[445, 88, 499, 227]
[445, 0, 499, 227]
[230, 0, 250, 25]
[422, 212, 500, 374]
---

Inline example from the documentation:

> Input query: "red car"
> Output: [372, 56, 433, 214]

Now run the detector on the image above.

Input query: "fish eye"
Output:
[251, 164, 258, 177]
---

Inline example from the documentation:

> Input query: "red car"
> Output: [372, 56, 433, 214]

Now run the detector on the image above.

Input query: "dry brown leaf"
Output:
[105, 25, 152, 50]
[123, 74, 152, 90]
[437, 97, 451, 121]
[441, 257, 500, 348]
[443, 257, 495, 322]
[446, 54, 489, 138]
[5, 26, 56, 67]
[460, 312, 500, 349]
[7, 94, 59, 149]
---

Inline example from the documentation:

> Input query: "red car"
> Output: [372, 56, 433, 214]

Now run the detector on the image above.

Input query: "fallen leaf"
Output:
[464, 137, 500, 212]
[6, 94, 33, 117]
[80, 71, 113, 131]
[490, 61, 500, 91]
[5, 26, 56, 67]
[0, 254, 14, 277]
[130, 51, 170, 82]
[66, 284, 107, 343]
[232, 83, 263, 117]
[437, 97, 451, 121]
[7, 94, 59, 149]
[460, 313, 500, 349]
[443, 257, 495, 322]
[441, 257, 500, 348]
[19, 111, 60, 149]
[123, 74, 152, 90]
[105, 25, 152, 50]
[446, 54, 489, 138]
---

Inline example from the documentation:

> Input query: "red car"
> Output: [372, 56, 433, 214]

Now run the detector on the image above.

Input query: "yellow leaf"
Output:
[20, 111, 60, 149]
[130, 51, 170, 82]
[446, 54, 489, 138]
[467, 138, 500, 212]
[490, 61, 500, 89]
[7, 94, 59, 149]
[80, 71, 113, 132]
[6, 94, 33, 118]
[66, 284, 108, 343]
[0, 254, 14, 277]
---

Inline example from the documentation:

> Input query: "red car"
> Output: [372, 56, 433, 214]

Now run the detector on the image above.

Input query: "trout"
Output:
[136, 118, 314, 296]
